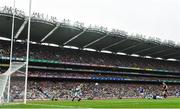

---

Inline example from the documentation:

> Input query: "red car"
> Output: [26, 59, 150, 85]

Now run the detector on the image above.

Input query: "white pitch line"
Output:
[0, 102, 22, 105]
[27, 103, 74, 108]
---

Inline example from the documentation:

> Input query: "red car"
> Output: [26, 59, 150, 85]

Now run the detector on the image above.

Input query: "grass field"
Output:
[1, 98, 180, 108]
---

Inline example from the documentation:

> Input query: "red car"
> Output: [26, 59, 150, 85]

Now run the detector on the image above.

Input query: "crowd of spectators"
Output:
[0, 40, 180, 71]
[1, 40, 180, 101]
[9, 80, 180, 100]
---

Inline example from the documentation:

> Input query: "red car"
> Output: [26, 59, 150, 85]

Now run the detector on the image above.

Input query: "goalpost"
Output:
[0, 0, 32, 104]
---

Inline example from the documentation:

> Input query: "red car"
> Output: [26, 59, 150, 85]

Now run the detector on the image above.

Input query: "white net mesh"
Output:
[0, 62, 26, 104]
[0, 75, 8, 101]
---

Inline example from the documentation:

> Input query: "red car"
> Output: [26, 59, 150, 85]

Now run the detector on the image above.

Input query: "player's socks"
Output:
[163, 94, 167, 98]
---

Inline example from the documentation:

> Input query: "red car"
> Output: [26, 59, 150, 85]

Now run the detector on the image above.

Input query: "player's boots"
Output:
[72, 97, 75, 101]
[78, 98, 81, 102]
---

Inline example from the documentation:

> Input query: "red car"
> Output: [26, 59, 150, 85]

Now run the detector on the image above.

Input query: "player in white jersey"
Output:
[72, 84, 83, 101]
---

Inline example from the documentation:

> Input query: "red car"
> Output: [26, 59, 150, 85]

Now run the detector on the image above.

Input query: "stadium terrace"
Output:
[0, 6, 180, 108]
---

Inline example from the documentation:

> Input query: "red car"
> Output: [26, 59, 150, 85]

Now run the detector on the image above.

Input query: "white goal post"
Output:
[0, 0, 32, 104]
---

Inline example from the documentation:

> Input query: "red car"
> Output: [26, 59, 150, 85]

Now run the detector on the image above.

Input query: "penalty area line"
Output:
[0, 102, 23, 105]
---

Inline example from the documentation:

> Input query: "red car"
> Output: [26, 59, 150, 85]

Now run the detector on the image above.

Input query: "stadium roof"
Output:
[0, 6, 180, 60]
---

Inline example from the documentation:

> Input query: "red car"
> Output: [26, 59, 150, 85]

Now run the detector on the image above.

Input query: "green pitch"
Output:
[1, 98, 180, 108]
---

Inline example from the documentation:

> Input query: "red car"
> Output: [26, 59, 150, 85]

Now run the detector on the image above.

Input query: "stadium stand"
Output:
[0, 6, 180, 101]
[0, 40, 180, 71]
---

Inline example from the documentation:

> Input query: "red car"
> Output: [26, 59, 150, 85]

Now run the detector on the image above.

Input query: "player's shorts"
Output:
[140, 93, 144, 96]
[74, 92, 81, 98]
[163, 90, 167, 95]
[156, 96, 163, 99]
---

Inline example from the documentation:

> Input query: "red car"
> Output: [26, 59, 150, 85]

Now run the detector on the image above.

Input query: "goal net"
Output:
[0, 62, 26, 104]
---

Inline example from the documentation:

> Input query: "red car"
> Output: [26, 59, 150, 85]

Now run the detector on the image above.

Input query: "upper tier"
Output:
[0, 7, 180, 60]
[0, 40, 180, 72]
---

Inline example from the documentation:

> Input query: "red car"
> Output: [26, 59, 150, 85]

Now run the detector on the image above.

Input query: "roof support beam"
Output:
[161, 52, 180, 58]
[102, 38, 127, 50]
[14, 19, 28, 39]
[133, 45, 158, 54]
[83, 33, 109, 48]
[146, 48, 171, 56]
[120, 42, 144, 52]
[145, 49, 170, 56]
[168, 54, 180, 59]
[63, 29, 87, 45]
[41, 23, 60, 42]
